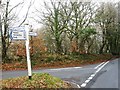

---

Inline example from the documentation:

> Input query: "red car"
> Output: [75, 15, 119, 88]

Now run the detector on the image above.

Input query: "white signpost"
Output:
[10, 25, 37, 79]
[25, 25, 32, 79]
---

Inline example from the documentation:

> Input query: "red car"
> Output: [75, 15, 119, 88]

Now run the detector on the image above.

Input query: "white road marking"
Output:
[49, 67, 82, 71]
[95, 61, 109, 74]
[74, 67, 82, 69]
[88, 76, 93, 80]
[77, 84, 81, 88]
[81, 83, 87, 87]
[85, 80, 90, 83]
[34, 61, 110, 88]
[80, 61, 110, 88]
[72, 82, 81, 88]
[94, 62, 105, 69]
[91, 74, 95, 77]
[66, 81, 81, 88]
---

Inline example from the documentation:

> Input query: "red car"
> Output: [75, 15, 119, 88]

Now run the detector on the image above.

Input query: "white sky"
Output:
[2, 0, 120, 29]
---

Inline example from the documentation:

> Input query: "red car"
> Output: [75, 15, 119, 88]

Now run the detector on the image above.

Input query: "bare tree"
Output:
[18, 0, 35, 26]
[95, 2, 119, 54]
[37, 0, 71, 54]
[35, 0, 96, 54]
[65, 1, 95, 53]
[1, 0, 34, 62]
[0, 1, 1, 31]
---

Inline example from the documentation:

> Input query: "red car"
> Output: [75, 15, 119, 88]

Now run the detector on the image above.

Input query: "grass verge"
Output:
[1, 73, 71, 88]
[2, 53, 119, 71]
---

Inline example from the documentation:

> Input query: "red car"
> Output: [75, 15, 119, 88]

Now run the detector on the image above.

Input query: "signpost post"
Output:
[25, 24, 32, 79]
[9, 25, 37, 79]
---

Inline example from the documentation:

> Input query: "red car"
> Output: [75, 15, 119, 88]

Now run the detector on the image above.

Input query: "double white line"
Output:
[95, 61, 109, 74]
[94, 62, 105, 69]
[81, 61, 110, 88]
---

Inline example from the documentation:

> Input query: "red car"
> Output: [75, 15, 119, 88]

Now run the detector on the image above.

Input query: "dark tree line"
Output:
[36, 1, 120, 55]
[95, 2, 120, 55]
[1, 0, 120, 62]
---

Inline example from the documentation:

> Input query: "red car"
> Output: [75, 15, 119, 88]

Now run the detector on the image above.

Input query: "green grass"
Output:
[1, 73, 71, 88]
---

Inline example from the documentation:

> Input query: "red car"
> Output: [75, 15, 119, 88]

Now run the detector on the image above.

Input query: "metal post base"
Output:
[29, 76, 32, 79]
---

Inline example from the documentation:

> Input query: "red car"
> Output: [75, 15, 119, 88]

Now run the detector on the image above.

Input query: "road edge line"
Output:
[81, 61, 110, 88]
[70, 82, 81, 88]
[65, 81, 81, 88]
[94, 62, 105, 69]
[95, 61, 109, 74]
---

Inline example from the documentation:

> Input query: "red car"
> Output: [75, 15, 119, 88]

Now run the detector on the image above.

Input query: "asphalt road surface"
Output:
[2, 58, 120, 89]
[90, 58, 119, 88]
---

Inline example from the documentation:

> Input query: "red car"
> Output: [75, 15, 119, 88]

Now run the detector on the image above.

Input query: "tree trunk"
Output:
[2, 37, 7, 62]
[87, 39, 94, 54]
[99, 40, 106, 54]
[55, 39, 62, 54]
[0, 15, 2, 58]
[0, 15, 7, 62]
[75, 35, 79, 53]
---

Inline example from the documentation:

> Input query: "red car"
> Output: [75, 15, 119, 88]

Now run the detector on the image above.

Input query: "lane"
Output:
[80, 61, 109, 88]
[2, 64, 97, 86]
[34, 67, 96, 85]
[2, 59, 119, 88]
[2, 67, 94, 79]
[90, 58, 119, 88]
[2, 70, 28, 79]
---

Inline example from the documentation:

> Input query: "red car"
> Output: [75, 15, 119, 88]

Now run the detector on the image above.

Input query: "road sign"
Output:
[29, 32, 37, 36]
[9, 25, 38, 79]
[10, 27, 26, 40]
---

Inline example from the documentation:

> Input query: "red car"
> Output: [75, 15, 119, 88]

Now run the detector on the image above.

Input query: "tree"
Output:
[80, 27, 97, 53]
[37, 1, 70, 54]
[1, 0, 19, 61]
[65, 1, 95, 53]
[35, 1, 96, 54]
[109, 2, 120, 55]
[0, 1, 2, 55]
[95, 2, 119, 55]
[1, 0, 33, 62]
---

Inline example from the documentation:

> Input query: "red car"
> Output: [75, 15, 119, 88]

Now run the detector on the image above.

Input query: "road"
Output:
[2, 58, 120, 89]
[90, 58, 119, 88]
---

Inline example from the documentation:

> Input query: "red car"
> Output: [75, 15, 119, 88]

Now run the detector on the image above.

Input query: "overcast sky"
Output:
[2, 0, 120, 29]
